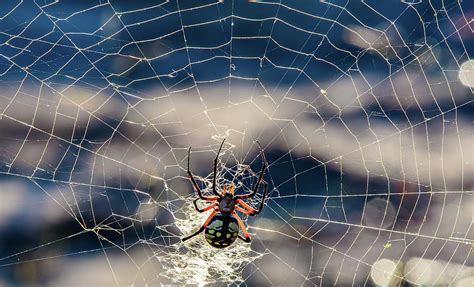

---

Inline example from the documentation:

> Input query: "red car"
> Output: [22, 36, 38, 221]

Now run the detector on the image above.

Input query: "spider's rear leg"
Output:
[232, 212, 252, 242]
[182, 210, 218, 242]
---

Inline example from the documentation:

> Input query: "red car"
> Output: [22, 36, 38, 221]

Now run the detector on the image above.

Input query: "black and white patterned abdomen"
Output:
[204, 213, 239, 248]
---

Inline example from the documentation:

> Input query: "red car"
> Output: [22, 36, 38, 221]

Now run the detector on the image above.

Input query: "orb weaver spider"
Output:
[182, 139, 269, 248]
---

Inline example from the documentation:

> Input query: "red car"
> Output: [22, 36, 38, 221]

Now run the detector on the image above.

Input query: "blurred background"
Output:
[0, 0, 473, 286]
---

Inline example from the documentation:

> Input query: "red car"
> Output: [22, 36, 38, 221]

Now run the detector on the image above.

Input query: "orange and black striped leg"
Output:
[236, 206, 253, 215]
[237, 182, 268, 215]
[193, 199, 218, 213]
[232, 212, 252, 242]
[237, 199, 258, 214]
[182, 210, 218, 242]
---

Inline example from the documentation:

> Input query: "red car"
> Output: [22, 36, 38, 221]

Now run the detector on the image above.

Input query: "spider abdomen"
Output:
[204, 213, 239, 248]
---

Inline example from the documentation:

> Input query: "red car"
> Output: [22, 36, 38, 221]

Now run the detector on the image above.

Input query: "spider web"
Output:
[0, 0, 473, 285]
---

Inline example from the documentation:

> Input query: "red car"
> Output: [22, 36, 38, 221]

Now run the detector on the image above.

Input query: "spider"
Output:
[182, 139, 269, 248]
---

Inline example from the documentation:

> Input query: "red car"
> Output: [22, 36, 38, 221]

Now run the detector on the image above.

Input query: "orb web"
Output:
[0, 0, 472, 286]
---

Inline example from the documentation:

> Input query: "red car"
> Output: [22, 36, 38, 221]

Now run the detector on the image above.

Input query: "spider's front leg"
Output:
[187, 147, 220, 201]
[236, 141, 268, 200]
[211, 139, 226, 198]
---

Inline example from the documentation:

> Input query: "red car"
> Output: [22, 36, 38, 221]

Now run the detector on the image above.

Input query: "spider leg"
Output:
[182, 210, 218, 242]
[211, 139, 226, 198]
[187, 147, 219, 200]
[237, 200, 257, 213]
[237, 182, 268, 216]
[232, 212, 252, 242]
[236, 141, 267, 200]
[193, 199, 218, 213]
[235, 206, 253, 215]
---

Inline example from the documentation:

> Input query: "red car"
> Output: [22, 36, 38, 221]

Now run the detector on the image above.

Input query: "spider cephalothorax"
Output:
[182, 139, 269, 248]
